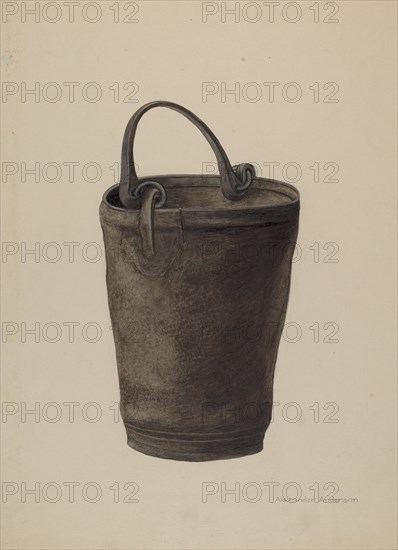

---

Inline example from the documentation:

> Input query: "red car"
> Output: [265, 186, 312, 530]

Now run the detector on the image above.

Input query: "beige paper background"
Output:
[1, 1, 397, 548]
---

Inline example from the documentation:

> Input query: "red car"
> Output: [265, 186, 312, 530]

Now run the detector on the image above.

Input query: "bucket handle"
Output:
[118, 101, 255, 208]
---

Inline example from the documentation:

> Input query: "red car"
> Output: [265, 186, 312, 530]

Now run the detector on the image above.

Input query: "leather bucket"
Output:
[100, 101, 300, 461]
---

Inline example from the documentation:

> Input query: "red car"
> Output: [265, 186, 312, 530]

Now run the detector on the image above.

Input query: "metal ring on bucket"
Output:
[133, 181, 167, 208]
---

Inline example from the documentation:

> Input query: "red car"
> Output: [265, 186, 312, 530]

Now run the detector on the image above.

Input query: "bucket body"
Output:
[100, 175, 299, 461]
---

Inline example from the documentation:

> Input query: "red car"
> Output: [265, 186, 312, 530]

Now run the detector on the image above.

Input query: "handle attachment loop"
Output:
[134, 181, 167, 209]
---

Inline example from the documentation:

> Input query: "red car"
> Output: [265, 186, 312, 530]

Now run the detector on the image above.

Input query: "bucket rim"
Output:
[102, 175, 300, 214]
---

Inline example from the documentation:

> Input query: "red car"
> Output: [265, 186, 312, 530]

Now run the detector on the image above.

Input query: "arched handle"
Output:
[118, 101, 255, 208]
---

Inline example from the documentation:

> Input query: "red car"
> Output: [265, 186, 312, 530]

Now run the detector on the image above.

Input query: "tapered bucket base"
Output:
[124, 423, 266, 461]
